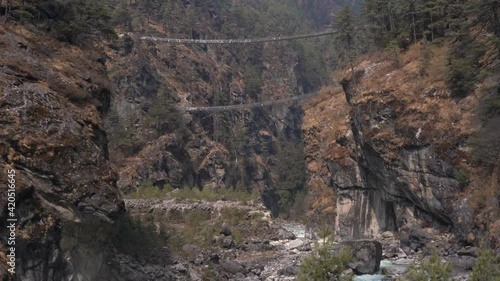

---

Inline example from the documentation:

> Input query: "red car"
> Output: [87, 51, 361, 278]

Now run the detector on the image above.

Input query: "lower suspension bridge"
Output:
[177, 91, 321, 112]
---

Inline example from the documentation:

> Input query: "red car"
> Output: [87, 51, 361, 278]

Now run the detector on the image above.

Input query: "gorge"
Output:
[1, 0, 499, 280]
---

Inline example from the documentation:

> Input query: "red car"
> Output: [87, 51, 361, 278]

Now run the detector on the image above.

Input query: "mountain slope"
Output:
[303, 45, 500, 249]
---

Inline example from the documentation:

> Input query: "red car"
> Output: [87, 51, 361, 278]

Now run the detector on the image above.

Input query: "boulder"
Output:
[451, 256, 477, 272]
[276, 229, 296, 240]
[457, 247, 479, 258]
[383, 245, 398, 258]
[181, 244, 200, 257]
[343, 240, 382, 275]
[381, 231, 395, 239]
[285, 239, 305, 250]
[246, 241, 275, 252]
[222, 235, 236, 249]
[221, 222, 232, 236]
[408, 228, 431, 251]
[209, 254, 220, 264]
[297, 243, 313, 252]
[278, 265, 300, 276]
[220, 260, 246, 275]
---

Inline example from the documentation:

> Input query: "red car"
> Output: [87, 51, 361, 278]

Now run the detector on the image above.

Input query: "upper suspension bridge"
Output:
[142, 29, 333, 112]
[140, 29, 336, 44]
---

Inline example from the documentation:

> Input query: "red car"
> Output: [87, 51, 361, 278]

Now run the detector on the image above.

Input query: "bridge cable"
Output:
[177, 91, 321, 112]
[140, 29, 336, 44]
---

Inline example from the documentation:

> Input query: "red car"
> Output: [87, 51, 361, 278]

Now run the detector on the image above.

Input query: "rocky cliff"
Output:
[0, 24, 126, 280]
[303, 46, 500, 249]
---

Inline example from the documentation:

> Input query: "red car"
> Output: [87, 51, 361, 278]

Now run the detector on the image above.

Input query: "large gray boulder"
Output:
[343, 240, 382, 275]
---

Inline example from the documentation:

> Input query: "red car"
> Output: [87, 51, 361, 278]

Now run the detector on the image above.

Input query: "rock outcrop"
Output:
[0, 25, 125, 280]
[344, 240, 382, 275]
[303, 46, 498, 249]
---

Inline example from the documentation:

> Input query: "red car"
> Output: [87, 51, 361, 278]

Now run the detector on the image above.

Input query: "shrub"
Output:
[446, 35, 486, 98]
[455, 168, 470, 189]
[471, 247, 500, 281]
[297, 241, 353, 281]
[447, 57, 477, 98]
[405, 248, 452, 281]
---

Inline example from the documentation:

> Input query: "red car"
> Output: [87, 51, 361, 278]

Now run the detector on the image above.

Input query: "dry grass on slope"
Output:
[303, 42, 500, 245]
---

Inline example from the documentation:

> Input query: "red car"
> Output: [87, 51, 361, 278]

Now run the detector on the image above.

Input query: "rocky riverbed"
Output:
[121, 197, 478, 281]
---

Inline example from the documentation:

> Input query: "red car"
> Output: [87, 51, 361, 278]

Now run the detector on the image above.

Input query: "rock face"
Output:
[303, 52, 498, 248]
[328, 78, 462, 238]
[0, 25, 124, 280]
[344, 240, 382, 275]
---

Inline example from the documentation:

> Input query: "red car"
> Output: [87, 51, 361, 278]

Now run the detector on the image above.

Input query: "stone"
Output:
[221, 222, 232, 236]
[181, 244, 200, 257]
[457, 247, 479, 257]
[247, 241, 275, 252]
[397, 248, 408, 258]
[222, 236, 236, 249]
[297, 243, 312, 252]
[235, 272, 246, 279]
[342, 268, 354, 277]
[383, 245, 398, 258]
[220, 260, 246, 275]
[284, 239, 304, 250]
[276, 229, 296, 240]
[451, 256, 477, 272]
[172, 263, 188, 273]
[278, 266, 300, 276]
[343, 240, 382, 275]
[210, 254, 220, 264]
[381, 231, 395, 239]
[467, 233, 475, 244]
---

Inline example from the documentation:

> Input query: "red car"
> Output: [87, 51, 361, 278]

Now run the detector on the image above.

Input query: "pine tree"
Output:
[113, 0, 132, 29]
[334, 6, 359, 84]
[405, 249, 452, 281]
[471, 247, 500, 281]
[297, 226, 353, 281]
[469, 0, 500, 54]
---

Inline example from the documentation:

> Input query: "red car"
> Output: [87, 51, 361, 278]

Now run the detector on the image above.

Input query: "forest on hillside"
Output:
[3, 0, 498, 99]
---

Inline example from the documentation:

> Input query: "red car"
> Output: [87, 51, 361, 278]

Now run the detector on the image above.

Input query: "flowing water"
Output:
[353, 260, 410, 281]
[282, 223, 307, 239]
[282, 224, 410, 281]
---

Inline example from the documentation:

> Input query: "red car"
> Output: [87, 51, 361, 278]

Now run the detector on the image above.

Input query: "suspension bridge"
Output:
[140, 29, 336, 44]
[177, 91, 321, 112]
[142, 29, 333, 112]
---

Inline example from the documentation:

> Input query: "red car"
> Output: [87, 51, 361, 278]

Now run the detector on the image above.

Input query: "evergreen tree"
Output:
[297, 226, 353, 281]
[469, 0, 500, 53]
[112, 0, 132, 29]
[405, 248, 452, 281]
[143, 87, 187, 136]
[471, 247, 500, 281]
[334, 6, 359, 84]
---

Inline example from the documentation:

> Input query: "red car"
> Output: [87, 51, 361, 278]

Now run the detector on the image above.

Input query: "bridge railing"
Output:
[177, 91, 321, 112]
[140, 30, 336, 44]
